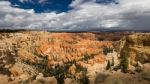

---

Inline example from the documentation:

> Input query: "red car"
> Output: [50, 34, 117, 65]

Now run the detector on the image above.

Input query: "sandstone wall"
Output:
[120, 33, 150, 66]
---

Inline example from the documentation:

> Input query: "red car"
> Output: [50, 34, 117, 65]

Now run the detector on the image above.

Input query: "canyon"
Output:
[0, 31, 149, 84]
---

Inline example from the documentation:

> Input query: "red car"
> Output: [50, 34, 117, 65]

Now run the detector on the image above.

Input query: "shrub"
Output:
[94, 73, 109, 84]
[103, 47, 113, 55]
[80, 53, 95, 61]
[78, 72, 89, 84]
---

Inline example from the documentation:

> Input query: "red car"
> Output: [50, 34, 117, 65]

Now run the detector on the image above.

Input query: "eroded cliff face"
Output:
[120, 33, 150, 66]
[0, 31, 115, 84]
[0, 31, 149, 84]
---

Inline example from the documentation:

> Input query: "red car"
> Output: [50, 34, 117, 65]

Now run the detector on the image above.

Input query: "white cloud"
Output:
[70, 0, 85, 8]
[0, 0, 150, 31]
[20, 0, 47, 4]
[19, 0, 33, 3]
[38, 0, 47, 4]
[0, 1, 64, 29]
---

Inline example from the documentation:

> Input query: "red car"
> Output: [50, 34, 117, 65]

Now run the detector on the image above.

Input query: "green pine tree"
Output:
[120, 50, 129, 73]
[106, 60, 111, 70]
[111, 56, 114, 66]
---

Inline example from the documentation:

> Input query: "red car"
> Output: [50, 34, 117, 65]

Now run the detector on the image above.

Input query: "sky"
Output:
[0, 0, 150, 31]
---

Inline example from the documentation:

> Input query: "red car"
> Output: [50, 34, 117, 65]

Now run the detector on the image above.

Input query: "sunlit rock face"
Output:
[0, 31, 149, 84]
[0, 31, 116, 83]
[120, 33, 150, 66]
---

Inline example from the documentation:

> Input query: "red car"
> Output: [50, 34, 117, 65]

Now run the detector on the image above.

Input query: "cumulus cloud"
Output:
[0, 1, 65, 30]
[19, 0, 33, 3]
[20, 0, 47, 4]
[0, 0, 150, 31]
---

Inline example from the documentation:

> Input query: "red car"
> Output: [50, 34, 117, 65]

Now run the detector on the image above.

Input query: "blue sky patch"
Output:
[9, 0, 117, 13]
[9, 0, 74, 13]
